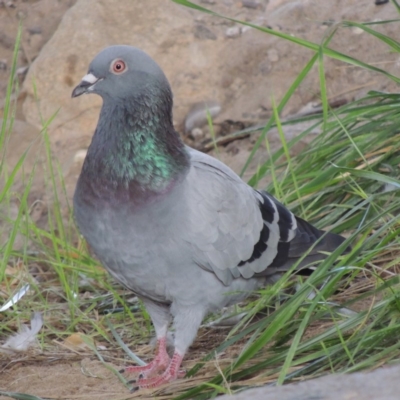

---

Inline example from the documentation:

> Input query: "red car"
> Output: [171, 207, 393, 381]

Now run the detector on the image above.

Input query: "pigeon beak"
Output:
[72, 73, 101, 98]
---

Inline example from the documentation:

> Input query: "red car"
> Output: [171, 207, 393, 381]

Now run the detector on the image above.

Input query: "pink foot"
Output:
[133, 351, 184, 390]
[122, 337, 170, 379]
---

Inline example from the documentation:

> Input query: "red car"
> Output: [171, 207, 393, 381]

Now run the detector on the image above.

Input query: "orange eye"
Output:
[111, 59, 126, 74]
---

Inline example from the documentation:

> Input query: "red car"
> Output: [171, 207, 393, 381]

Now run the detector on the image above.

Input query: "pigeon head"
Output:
[71, 45, 189, 194]
[72, 45, 171, 101]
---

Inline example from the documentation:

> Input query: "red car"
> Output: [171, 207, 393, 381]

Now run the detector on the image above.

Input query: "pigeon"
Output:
[72, 45, 347, 389]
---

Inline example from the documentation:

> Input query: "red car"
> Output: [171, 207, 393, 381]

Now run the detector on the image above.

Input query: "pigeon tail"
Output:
[266, 216, 349, 274]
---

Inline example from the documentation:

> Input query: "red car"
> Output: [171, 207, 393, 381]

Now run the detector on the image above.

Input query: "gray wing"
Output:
[185, 147, 297, 286]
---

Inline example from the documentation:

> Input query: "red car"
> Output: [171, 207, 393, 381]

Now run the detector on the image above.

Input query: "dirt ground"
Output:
[0, 327, 239, 399]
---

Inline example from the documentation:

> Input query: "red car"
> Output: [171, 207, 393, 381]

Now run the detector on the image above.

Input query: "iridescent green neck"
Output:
[83, 89, 189, 193]
[103, 125, 185, 190]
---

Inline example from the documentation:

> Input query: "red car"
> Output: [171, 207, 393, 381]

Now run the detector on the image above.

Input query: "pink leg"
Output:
[134, 351, 184, 389]
[123, 336, 170, 378]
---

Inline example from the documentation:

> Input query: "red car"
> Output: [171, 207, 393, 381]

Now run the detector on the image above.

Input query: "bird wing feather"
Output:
[184, 147, 297, 285]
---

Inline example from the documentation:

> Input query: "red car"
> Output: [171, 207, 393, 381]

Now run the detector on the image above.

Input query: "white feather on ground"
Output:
[0, 312, 43, 353]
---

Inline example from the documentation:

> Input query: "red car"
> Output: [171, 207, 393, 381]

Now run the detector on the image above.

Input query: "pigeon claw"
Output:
[136, 371, 176, 389]
[123, 356, 169, 379]
[122, 336, 170, 379]
[177, 368, 187, 379]
[124, 363, 153, 374]
[135, 351, 184, 389]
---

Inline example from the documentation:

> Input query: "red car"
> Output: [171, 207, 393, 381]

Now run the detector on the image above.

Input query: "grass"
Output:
[1, 1, 400, 399]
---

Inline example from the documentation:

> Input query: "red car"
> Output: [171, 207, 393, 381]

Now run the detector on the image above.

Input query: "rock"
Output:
[226, 26, 242, 38]
[21, 0, 198, 199]
[16, 66, 28, 77]
[0, 119, 47, 197]
[0, 0, 78, 105]
[17, 0, 400, 203]
[189, 127, 205, 142]
[226, 142, 240, 155]
[73, 149, 87, 163]
[194, 24, 217, 40]
[0, 31, 14, 49]
[0, 118, 48, 250]
[26, 33, 44, 60]
[27, 27, 43, 35]
[220, 365, 400, 400]
[241, 0, 261, 9]
[352, 27, 364, 35]
[184, 100, 222, 133]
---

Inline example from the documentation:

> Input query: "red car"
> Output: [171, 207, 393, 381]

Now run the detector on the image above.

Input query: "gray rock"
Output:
[16, 66, 28, 76]
[189, 127, 205, 142]
[226, 26, 242, 38]
[242, 0, 261, 9]
[27, 26, 43, 35]
[194, 24, 217, 40]
[221, 365, 400, 400]
[184, 100, 222, 133]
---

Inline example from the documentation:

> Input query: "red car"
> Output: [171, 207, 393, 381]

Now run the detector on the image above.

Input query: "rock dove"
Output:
[72, 45, 347, 389]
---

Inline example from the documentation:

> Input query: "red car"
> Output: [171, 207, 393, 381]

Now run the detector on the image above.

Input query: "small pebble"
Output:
[16, 66, 28, 76]
[375, 0, 389, 4]
[241, 25, 252, 34]
[0, 59, 7, 71]
[27, 26, 42, 35]
[242, 0, 260, 9]
[226, 142, 240, 155]
[267, 48, 279, 63]
[194, 24, 217, 40]
[352, 27, 364, 35]
[184, 101, 221, 133]
[74, 149, 88, 162]
[189, 128, 204, 142]
[322, 19, 335, 26]
[189, 128, 205, 142]
[225, 26, 241, 38]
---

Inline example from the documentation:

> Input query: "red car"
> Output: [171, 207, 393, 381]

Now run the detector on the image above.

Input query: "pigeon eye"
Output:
[111, 59, 126, 74]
